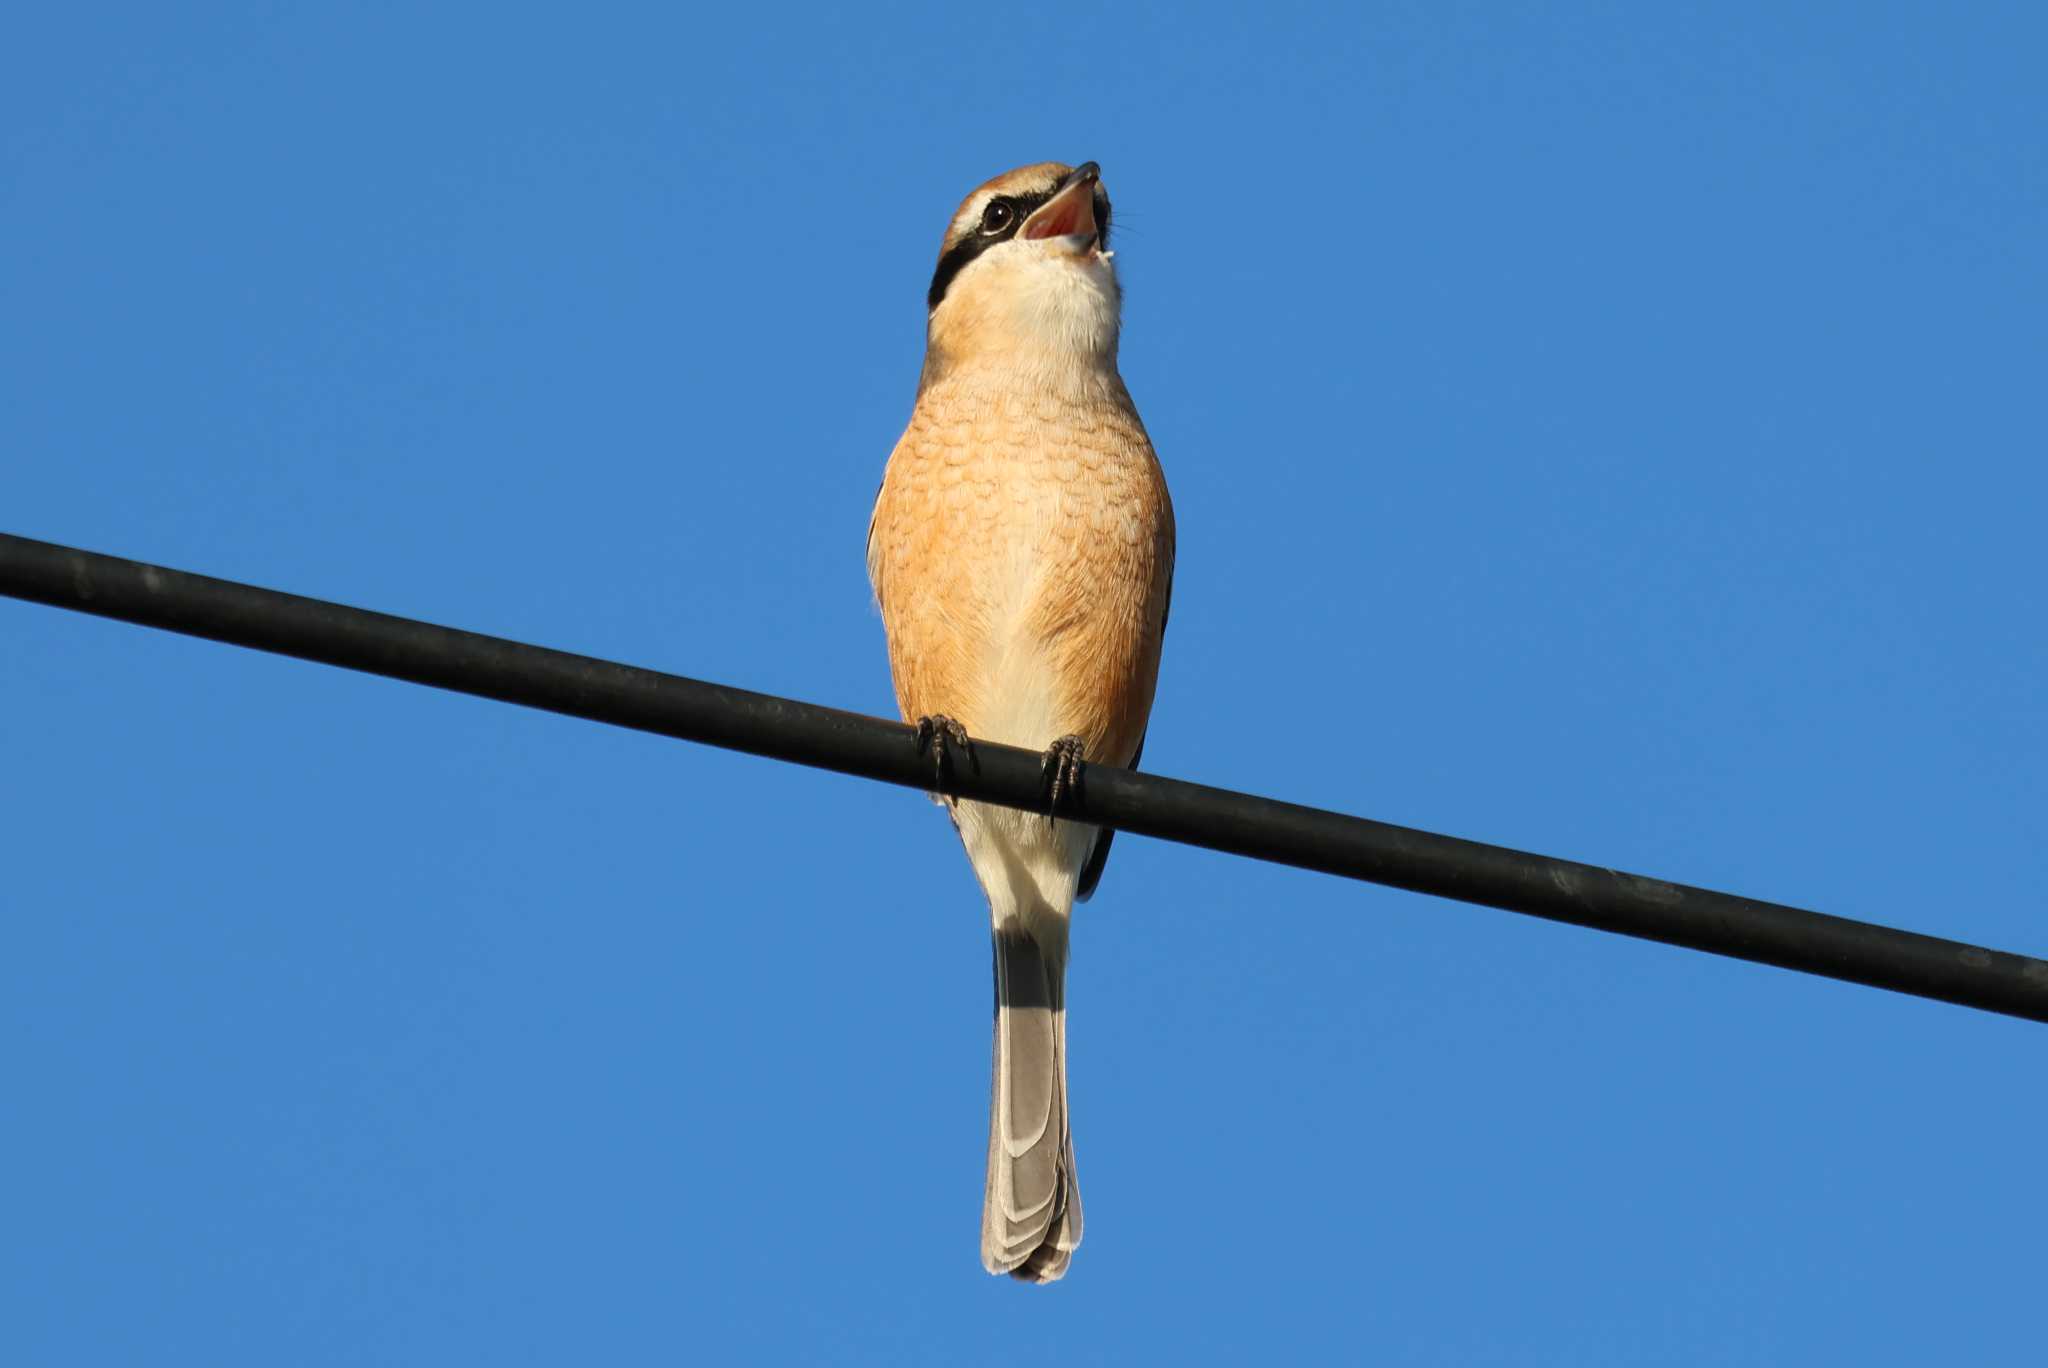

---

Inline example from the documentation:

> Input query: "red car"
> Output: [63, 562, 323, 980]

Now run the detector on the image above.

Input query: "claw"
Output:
[1041, 734, 1086, 824]
[914, 713, 974, 791]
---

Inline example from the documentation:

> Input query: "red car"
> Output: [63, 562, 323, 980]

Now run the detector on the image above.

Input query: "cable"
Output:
[6, 529, 2045, 1024]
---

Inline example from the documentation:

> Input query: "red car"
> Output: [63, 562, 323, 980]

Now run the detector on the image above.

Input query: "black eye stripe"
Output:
[925, 189, 1052, 312]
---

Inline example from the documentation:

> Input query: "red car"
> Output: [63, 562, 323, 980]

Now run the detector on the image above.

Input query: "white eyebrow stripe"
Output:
[949, 191, 1000, 242]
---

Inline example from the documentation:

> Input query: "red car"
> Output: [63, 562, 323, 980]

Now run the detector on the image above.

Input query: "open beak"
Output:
[1021, 162, 1102, 249]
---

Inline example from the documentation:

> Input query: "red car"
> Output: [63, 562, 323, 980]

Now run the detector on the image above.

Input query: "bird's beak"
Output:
[1022, 162, 1102, 249]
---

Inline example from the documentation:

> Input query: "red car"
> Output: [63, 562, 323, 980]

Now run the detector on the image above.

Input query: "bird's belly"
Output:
[873, 396, 1170, 770]
[971, 554, 1068, 751]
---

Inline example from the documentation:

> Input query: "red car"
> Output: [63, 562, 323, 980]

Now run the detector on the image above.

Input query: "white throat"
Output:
[1001, 243, 1120, 359]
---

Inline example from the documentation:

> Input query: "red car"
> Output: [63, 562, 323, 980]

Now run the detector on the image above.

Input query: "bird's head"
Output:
[921, 161, 1121, 383]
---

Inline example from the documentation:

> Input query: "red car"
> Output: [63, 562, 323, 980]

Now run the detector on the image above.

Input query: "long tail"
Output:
[983, 927, 1081, 1282]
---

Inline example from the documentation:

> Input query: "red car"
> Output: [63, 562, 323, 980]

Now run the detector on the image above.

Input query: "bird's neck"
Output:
[922, 255, 1123, 398]
[917, 342, 1125, 404]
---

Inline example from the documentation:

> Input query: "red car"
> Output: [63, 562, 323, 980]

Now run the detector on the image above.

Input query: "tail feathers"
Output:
[983, 929, 1082, 1283]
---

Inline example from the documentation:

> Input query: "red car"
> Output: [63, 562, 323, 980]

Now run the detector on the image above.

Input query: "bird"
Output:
[866, 161, 1175, 1283]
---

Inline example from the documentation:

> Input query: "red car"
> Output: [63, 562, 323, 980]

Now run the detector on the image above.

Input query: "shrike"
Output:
[867, 161, 1175, 1282]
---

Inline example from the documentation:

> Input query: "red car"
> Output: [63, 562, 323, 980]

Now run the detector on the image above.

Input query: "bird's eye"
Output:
[979, 200, 1015, 234]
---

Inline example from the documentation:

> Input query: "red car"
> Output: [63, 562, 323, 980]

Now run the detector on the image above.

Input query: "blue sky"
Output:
[5, 3, 2044, 1363]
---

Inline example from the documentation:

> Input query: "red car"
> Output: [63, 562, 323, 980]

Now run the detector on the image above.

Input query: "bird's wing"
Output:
[1074, 732, 1141, 903]
[1075, 568, 1169, 903]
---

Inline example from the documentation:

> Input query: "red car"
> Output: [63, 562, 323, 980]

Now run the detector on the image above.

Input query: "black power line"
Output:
[6, 529, 2045, 1024]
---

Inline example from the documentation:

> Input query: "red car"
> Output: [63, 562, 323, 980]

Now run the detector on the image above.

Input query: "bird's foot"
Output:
[914, 714, 975, 790]
[1040, 734, 1086, 825]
